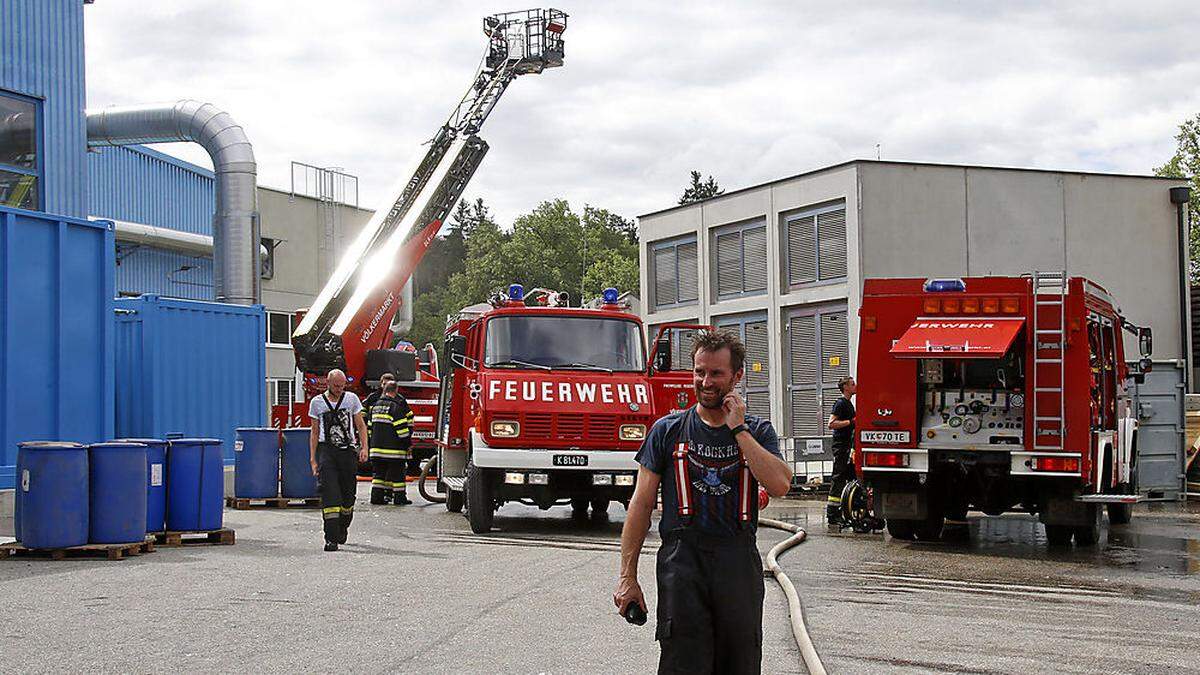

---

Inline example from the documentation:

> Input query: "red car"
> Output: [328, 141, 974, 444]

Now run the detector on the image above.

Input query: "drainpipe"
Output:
[86, 100, 259, 305]
[1170, 186, 1192, 392]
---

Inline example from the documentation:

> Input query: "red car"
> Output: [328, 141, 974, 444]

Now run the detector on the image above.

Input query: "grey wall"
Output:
[858, 164, 1188, 361]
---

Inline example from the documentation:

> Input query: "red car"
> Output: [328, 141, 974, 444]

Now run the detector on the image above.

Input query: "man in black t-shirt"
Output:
[827, 376, 857, 526]
[613, 331, 792, 674]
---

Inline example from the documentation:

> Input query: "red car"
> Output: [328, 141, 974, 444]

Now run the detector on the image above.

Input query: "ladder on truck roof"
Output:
[290, 9, 568, 382]
[1031, 270, 1067, 451]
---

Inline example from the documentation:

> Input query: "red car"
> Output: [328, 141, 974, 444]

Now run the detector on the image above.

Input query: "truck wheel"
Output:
[590, 499, 611, 521]
[571, 498, 589, 520]
[1107, 501, 1133, 526]
[446, 488, 464, 513]
[1073, 505, 1101, 546]
[1044, 524, 1073, 546]
[914, 500, 945, 541]
[886, 519, 916, 540]
[466, 461, 495, 533]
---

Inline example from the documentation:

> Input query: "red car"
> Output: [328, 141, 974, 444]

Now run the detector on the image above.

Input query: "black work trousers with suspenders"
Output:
[654, 409, 765, 675]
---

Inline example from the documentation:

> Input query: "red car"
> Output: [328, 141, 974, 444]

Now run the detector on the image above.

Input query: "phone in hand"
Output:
[623, 601, 647, 626]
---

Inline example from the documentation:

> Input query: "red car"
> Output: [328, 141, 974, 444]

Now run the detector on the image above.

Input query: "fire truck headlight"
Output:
[491, 420, 520, 437]
[504, 472, 526, 485]
[592, 474, 614, 486]
[528, 472, 549, 485]
[619, 424, 646, 441]
[615, 474, 635, 487]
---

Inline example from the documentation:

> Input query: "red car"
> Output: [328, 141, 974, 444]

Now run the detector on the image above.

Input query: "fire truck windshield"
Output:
[484, 315, 646, 372]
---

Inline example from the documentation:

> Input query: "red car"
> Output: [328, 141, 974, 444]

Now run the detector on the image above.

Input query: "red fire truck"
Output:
[435, 285, 703, 533]
[855, 273, 1153, 545]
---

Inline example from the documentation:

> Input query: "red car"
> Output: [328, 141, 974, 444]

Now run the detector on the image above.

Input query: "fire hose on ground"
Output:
[418, 457, 825, 672]
[759, 517, 827, 675]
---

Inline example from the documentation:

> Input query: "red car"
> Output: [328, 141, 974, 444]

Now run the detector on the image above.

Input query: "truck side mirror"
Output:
[653, 337, 672, 373]
[1138, 328, 1152, 358]
[446, 335, 469, 370]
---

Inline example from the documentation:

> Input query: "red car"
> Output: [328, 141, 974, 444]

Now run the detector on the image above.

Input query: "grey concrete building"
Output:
[638, 160, 1191, 497]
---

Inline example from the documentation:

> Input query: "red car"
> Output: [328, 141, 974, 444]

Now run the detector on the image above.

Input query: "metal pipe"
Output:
[97, 217, 270, 261]
[86, 100, 259, 305]
[1170, 186, 1192, 392]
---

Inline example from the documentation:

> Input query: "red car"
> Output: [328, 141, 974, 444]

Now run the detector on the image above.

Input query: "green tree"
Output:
[678, 170, 724, 205]
[1155, 113, 1200, 282]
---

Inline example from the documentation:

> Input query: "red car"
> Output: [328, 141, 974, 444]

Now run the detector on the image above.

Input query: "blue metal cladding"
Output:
[89, 146, 215, 235]
[114, 295, 266, 464]
[0, 0, 87, 218]
[0, 206, 115, 489]
[90, 145, 217, 299]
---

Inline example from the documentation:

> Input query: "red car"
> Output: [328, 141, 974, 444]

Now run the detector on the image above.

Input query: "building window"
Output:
[785, 305, 849, 438]
[715, 313, 771, 420]
[268, 378, 295, 406]
[267, 311, 295, 347]
[783, 203, 846, 288]
[651, 235, 699, 310]
[0, 91, 41, 211]
[711, 220, 767, 299]
[261, 237, 277, 280]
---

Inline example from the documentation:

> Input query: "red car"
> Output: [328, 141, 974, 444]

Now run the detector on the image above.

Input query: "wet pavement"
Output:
[0, 488, 1197, 673]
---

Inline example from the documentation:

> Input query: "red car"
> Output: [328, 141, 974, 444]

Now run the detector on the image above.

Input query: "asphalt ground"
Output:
[1, 486, 1198, 674]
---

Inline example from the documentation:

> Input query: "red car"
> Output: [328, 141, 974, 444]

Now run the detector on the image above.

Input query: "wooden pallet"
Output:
[224, 496, 320, 510]
[0, 537, 156, 561]
[154, 528, 236, 547]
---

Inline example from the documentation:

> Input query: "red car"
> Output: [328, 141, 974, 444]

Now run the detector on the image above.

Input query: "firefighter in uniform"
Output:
[308, 369, 368, 552]
[614, 331, 792, 674]
[362, 372, 395, 416]
[368, 380, 415, 505]
[826, 376, 857, 526]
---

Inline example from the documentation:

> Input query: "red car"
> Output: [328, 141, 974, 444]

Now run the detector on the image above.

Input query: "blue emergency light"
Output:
[923, 278, 966, 293]
[602, 287, 619, 303]
[508, 284, 525, 301]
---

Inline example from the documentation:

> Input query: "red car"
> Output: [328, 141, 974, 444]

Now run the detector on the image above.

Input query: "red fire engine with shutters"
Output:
[855, 273, 1153, 545]
[435, 284, 705, 533]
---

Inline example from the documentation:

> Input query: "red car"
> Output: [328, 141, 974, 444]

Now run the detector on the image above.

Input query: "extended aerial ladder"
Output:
[292, 8, 568, 396]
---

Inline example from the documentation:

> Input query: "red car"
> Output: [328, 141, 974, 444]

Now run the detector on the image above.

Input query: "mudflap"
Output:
[1040, 497, 1096, 527]
[878, 489, 928, 520]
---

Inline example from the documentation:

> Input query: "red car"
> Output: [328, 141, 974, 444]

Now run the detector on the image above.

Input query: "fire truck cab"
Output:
[856, 273, 1152, 545]
[435, 285, 701, 533]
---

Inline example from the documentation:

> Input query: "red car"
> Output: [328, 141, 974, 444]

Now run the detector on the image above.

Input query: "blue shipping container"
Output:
[114, 295, 266, 465]
[0, 207, 115, 489]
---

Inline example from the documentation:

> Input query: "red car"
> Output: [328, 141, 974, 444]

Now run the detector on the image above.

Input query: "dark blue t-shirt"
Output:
[635, 408, 782, 537]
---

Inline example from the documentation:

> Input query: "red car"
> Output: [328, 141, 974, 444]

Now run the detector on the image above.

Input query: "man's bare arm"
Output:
[614, 466, 660, 613]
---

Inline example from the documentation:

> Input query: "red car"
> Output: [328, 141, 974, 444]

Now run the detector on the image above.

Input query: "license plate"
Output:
[411, 431, 434, 440]
[552, 454, 588, 467]
[860, 430, 910, 444]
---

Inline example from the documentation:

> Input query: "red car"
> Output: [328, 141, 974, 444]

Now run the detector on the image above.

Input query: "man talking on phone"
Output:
[614, 330, 792, 674]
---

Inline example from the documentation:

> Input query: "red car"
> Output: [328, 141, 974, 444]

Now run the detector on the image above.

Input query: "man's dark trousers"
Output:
[654, 528, 764, 674]
[317, 443, 358, 543]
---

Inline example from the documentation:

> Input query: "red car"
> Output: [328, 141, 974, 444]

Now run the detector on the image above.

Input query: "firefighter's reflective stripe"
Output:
[393, 411, 415, 438]
[371, 413, 395, 424]
[322, 506, 340, 519]
[369, 447, 412, 458]
[673, 442, 693, 517]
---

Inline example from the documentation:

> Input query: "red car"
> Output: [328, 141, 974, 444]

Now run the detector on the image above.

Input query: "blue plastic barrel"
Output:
[16, 442, 89, 549]
[166, 438, 224, 532]
[280, 428, 318, 498]
[88, 442, 149, 544]
[234, 428, 280, 498]
[117, 438, 168, 532]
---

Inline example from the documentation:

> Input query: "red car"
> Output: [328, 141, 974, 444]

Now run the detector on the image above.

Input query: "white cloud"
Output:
[84, 0, 1200, 225]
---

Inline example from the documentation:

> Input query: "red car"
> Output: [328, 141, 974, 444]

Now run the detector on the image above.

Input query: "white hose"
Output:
[759, 517, 827, 675]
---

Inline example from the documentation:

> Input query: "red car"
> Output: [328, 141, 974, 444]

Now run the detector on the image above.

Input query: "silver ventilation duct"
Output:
[86, 100, 259, 304]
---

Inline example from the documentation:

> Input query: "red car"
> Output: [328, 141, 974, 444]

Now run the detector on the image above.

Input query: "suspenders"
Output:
[672, 408, 754, 528]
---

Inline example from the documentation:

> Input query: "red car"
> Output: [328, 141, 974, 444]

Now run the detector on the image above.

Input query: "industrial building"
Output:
[638, 160, 1192, 499]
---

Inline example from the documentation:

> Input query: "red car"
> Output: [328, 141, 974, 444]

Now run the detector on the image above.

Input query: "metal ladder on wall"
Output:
[1031, 271, 1067, 450]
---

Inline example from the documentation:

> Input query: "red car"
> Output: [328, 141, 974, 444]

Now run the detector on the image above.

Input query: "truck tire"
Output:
[914, 499, 945, 541]
[1044, 524, 1073, 546]
[590, 499, 611, 520]
[1073, 504, 1101, 546]
[886, 519, 916, 540]
[1107, 501, 1133, 525]
[466, 461, 495, 534]
[446, 488, 464, 513]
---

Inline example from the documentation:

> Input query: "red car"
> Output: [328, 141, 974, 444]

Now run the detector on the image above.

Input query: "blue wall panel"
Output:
[90, 145, 217, 299]
[0, 206, 115, 489]
[0, 0, 87, 218]
[115, 295, 265, 464]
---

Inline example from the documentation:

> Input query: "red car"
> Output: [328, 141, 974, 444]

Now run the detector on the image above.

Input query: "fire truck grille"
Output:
[515, 413, 620, 442]
[586, 415, 619, 439]
[556, 415, 585, 440]
[523, 413, 553, 438]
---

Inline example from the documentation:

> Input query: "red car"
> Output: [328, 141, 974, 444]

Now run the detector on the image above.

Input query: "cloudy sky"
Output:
[85, 1, 1200, 225]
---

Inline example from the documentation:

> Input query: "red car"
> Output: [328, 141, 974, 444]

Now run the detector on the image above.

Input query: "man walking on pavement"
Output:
[368, 379, 415, 505]
[826, 376, 857, 527]
[309, 369, 368, 552]
[613, 330, 792, 674]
